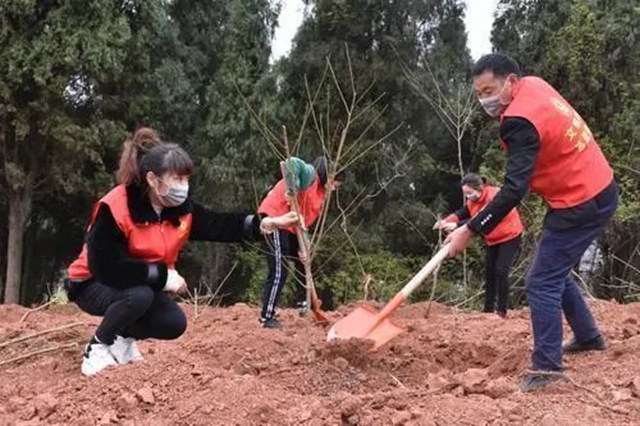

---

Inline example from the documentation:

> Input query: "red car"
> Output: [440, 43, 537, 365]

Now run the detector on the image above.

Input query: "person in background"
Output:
[66, 128, 298, 376]
[444, 54, 617, 391]
[434, 173, 523, 317]
[257, 156, 345, 329]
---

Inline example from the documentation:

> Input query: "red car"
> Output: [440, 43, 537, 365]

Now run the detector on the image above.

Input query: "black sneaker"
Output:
[260, 318, 283, 329]
[518, 371, 567, 392]
[563, 334, 607, 354]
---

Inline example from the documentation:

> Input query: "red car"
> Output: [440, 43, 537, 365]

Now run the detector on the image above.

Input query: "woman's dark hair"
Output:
[117, 127, 194, 186]
[313, 156, 346, 186]
[472, 53, 523, 79]
[461, 173, 487, 191]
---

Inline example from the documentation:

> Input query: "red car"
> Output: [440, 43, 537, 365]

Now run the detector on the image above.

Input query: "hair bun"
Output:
[131, 127, 161, 152]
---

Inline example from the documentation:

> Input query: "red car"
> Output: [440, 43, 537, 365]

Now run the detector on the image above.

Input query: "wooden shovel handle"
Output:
[367, 244, 450, 333]
[297, 228, 326, 308]
[400, 244, 450, 298]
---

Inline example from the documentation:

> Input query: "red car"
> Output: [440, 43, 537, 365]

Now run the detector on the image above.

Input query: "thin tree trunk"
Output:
[4, 187, 32, 305]
[0, 122, 5, 302]
[457, 118, 468, 290]
[212, 246, 225, 286]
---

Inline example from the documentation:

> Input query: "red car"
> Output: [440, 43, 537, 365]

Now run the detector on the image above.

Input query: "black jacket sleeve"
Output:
[189, 203, 261, 242]
[468, 117, 540, 235]
[87, 204, 168, 291]
[450, 205, 471, 226]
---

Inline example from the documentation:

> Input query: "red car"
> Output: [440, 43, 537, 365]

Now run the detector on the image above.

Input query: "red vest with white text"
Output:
[500, 76, 613, 209]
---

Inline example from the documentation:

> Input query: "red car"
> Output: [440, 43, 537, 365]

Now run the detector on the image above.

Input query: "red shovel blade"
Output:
[327, 305, 406, 350]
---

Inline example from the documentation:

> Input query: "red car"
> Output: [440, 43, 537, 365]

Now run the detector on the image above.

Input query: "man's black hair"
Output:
[472, 53, 523, 79]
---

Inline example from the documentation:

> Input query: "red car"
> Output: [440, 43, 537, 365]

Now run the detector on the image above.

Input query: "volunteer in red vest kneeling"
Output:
[258, 157, 345, 329]
[445, 54, 617, 392]
[435, 173, 523, 317]
[67, 128, 297, 376]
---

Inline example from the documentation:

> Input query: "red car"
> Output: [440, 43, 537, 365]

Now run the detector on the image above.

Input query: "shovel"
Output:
[280, 161, 330, 324]
[327, 244, 450, 349]
[296, 228, 331, 324]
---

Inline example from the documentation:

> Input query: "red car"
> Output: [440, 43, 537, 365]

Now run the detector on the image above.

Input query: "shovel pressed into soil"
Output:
[280, 161, 330, 325]
[327, 244, 450, 349]
[296, 228, 330, 324]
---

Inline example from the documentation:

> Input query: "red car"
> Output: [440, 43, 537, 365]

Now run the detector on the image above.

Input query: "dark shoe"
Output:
[519, 371, 567, 392]
[496, 310, 507, 319]
[260, 318, 283, 329]
[563, 334, 607, 354]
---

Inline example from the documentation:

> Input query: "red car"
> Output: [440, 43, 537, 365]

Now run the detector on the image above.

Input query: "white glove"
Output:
[260, 212, 300, 234]
[442, 222, 458, 233]
[164, 269, 186, 293]
[260, 217, 276, 234]
[434, 221, 457, 233]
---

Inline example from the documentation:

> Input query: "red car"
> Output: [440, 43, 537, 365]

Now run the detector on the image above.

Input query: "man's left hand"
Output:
[444, 224, 474, 257]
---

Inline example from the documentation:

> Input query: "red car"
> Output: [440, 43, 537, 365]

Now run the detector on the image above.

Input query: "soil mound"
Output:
[1, 299, 638, 425]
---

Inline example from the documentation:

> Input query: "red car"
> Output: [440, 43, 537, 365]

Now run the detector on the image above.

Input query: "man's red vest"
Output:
[258, 177, 326, 233]
[68, 185, 192, 281]
[500, 76, 613, 209]
[445, 185, 523, 246]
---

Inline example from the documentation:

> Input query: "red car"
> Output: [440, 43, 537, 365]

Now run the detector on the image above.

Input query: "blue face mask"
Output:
[155, 178, 189, 207]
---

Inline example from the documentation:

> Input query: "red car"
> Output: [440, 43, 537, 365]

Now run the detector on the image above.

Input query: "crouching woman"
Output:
[66, 128, 296, 376]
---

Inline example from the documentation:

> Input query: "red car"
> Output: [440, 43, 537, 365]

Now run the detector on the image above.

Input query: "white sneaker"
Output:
[81, 342, 117, 376]
[109, 336, 144, 364]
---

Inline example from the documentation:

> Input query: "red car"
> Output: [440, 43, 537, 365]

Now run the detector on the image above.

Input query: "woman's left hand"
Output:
[174, 282, 188, 295]
[276, 211, 301, 228]
[442, 222, 458, 233]
[260, 212, 300, 234]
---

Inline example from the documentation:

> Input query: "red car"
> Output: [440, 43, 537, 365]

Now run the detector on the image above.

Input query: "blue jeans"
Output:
[527, 181, 618, 371]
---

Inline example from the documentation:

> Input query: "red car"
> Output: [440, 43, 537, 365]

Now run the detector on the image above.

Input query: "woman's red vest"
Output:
[446, 185, 523, 246]
[68, 185, 192, 280]
[258, 177, 326, 234]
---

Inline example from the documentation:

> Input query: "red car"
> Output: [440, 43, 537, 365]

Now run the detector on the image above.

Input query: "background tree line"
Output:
[0, 0, 637, 308]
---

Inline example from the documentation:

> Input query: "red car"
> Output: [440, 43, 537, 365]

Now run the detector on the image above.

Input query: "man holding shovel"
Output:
[444, 53, 617, 392]
[258, 156, 345, 329]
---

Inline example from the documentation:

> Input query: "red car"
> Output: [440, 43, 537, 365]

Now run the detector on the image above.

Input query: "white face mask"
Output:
[154, 178, 189, 207]
[479, 78, 513, 117]
[465, 192, 481, 202]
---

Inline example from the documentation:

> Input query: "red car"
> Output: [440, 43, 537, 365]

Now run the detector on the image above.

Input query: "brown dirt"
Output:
[0, 299, 639, 425]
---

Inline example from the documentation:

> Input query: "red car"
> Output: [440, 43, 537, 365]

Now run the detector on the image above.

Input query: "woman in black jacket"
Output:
[67, 127, 296, 376]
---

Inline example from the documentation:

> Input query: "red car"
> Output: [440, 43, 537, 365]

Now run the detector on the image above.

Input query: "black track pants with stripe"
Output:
[260, 229, 306, 320]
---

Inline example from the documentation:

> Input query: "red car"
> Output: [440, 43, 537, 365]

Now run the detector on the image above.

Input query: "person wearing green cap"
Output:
[257, 156, 346, 328]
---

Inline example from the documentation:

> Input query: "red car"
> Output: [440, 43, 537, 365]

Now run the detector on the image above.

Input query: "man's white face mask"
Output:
[478, 76, 515, 117]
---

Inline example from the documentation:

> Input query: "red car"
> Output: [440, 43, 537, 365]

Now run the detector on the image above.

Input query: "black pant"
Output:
[484, 235, 521, 313]
[74, 281, 187, 345]
[260, 230, 306, 320]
